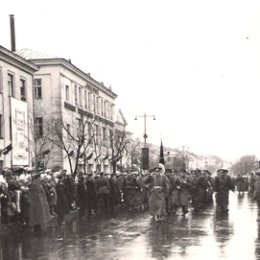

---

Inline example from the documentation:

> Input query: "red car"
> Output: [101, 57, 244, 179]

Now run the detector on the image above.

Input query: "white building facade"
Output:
[17, 49, 120, 174]
[0, 46, 38, 169]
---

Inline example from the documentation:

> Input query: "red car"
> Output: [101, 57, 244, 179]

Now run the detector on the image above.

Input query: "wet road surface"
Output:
[1, 192, 260, 260]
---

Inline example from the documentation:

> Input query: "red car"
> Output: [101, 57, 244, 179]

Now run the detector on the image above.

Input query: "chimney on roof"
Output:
[9, 14, 16, 52]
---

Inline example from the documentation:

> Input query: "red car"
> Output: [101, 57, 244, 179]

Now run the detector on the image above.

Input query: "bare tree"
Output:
[125, 138, 142, 168]
[48, 115, 95, 177]
[109, 128, 131, 173]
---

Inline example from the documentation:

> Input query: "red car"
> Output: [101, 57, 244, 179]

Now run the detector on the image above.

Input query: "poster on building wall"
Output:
[11, 97, 29, 165]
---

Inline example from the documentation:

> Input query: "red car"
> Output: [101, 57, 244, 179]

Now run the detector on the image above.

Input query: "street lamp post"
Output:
[135, 113, 156, 170]
[135, 113, 156, 147]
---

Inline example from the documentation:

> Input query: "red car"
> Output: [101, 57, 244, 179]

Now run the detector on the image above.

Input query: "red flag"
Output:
[159, 141, 165, 165]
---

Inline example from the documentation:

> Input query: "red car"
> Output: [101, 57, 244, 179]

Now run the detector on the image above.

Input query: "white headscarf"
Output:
[158, 163, 165, 175]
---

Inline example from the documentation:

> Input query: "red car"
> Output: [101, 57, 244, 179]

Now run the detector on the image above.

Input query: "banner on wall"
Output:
[11, 97, 29, 165]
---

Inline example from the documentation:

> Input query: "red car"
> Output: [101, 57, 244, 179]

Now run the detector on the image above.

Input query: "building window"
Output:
[95, 125, 99, 144]
[110, 104, 113, 120]
[88, 92, 92, 111]
[93, 95, 96, 113]
[79, 87, 82, 107]
[87, 122, 92, 143]
[109, 129, 113, 148]
[65, 85, 70, 102]
[107, 101, 110, 119]
[20, 79, 26, 101]
[84, 90, 88, 109]
[104, 101, 107, 117]
[35, 117, 43, 138]
[74, 85, 78, 106]
[96, 97, 100, 115]
[34, 79, 42, 99]
[101, 99, 104, 116]
[8, 74, 14, 97]
[76, 118, 84, 137]
[67, 124, 71, 139]
[103, 127, 107, 146]
[0, 68, 2, 93]
[0, 114, 3, 138]
[0, 160, 3, 171]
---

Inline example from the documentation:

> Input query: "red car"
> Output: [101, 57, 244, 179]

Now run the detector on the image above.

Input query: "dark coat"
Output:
[214, 175, 235, 207]
[29, 179, 51, 226]
[86, 176, 97, 210]
[55, 182, 69, 217]
[77, 181, 87, 208]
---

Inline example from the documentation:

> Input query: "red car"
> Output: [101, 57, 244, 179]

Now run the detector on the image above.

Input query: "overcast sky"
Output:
[1, 0, 260, 162]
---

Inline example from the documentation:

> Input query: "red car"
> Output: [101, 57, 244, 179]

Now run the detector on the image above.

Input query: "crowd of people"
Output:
[0, 164, 260, 232]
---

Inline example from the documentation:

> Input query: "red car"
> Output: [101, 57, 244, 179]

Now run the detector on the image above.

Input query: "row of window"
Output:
[65, 84, 114, 120]
[34, 78, 114, 120]
[0, 70, 28, 101]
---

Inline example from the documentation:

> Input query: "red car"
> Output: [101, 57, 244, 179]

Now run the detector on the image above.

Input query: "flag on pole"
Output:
[159, 140, 165, 165]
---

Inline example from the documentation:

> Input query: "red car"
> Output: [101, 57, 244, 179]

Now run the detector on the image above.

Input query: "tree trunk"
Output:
[112, 161, 117, 173]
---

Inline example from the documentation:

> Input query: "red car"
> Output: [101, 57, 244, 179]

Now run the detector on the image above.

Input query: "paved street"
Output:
[1, 192, 260, 260]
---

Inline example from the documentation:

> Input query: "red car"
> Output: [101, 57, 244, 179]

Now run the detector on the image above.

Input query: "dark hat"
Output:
[217, 169, 228, 174]
[203, 170, 211, 175]
[13, 167, 25, 175]
[165, 169, 173, 173]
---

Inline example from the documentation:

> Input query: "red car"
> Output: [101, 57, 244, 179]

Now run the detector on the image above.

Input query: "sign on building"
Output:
[11, 97, 29, 165]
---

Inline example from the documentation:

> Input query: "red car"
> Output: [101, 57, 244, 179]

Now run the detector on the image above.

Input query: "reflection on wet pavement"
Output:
[0, 192, 260, 259]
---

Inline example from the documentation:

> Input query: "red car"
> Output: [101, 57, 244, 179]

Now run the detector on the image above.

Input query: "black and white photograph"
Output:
[0, 0, 260, 259]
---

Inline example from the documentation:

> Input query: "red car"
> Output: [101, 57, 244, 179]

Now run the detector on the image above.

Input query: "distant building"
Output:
[17, 49, 123, 173]
[0, 45, 38, 169]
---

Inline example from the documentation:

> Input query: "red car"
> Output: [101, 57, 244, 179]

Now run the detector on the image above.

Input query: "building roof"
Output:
[0, 45, 38, 73]
[16, 48, 58, 59]
[16, 48, 117, 99]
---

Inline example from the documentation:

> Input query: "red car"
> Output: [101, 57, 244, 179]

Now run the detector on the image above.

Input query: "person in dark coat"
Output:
[0, 174, 9, 225]
[19, 175, 31, 226]
[28, 170, 51, 232]
[63, 171, 76, 211]
[253, 169, 260, 214]
[123, 171, 140, 212]
[148, 164, 170, 222]
[203, 170, 214, 204]
[171, 170, 192, 216]
[96, 172, 110, 215]
[55, 173, 69, 225]
[214, 169, 235, 212]
[77, 175, 87, 218]
[235, 174, 245, 195]
[109, 173, 120, 215]
[190, 170, 209, 212]
[249, 172, 256, 198]
[86, 172, 97, 217]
